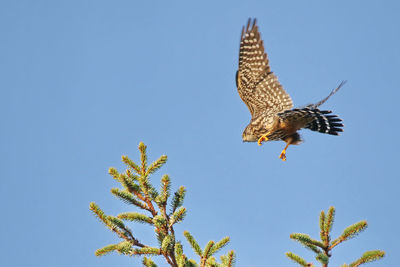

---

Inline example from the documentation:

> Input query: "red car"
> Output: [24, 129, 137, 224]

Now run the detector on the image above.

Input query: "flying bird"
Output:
[236, 18, 344, 161]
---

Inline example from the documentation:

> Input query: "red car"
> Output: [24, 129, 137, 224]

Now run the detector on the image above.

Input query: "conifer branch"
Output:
[170, 207, 187, 226]
[137, 174, 158, 216]
[95, 244, 118, 256]
[206, 256, 217, 266]
[161, 235, 174, 253]
[316, 253, 329, 265]
[184, 231, 203, 256]
[89, 202, 131, 241]
[118, 173, 141, 194]
[320, 211, 326, 244]
[323, 206, 334, 246]
[90, 143, 234, 266]
[132, 247, 162, 256]
[107, 215, 130, 232]
[330, 221, 368, 249]
[324, 207, 335, 235]
[221, 250, 236, 267]
[156, 174, 171, 205]
[174, 242, 186, 267]
[108, 167, 120, 180]
[209, 236, 230, 256]
[126, 169, 139, 181]
[115, 240, 133, 255]
[139, 142, 148, 174]
[349, 251, 385, 267]
[147, 155, 168, 175]
[153, 215, 168, 233]
[111, 188, 148, 210]
[121, 155, 141, 174]
[117, 212, 153, 225]
[201, 241, 215, 266]
[290, 233, 323, 253]
[288, 207, 384, 267]
[171, 186, 186, 213]
[89, 202, 109, 227]
[286, 252, 311, 266]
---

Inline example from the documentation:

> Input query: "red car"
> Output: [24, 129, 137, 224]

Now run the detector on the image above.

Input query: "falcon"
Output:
[236, 18, 344, 161]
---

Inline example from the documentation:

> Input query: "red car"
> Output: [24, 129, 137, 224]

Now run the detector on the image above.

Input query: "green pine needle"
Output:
[132, 247, 161, 256]
[108, 167, 120, 180]
[157, 174, 170, 204]
[138, 176, 150, 197]
[174, 241, 183, 258]
[188, 259, 199, 267]
[349, 250, 385, 267]
[148, 183, 159, 201]
[115, 241, 132, 255]
[315, 253, 329, 265]
[169, 207, 187, 226]
[209, 236, 230, 256]
[171, 186, 186, 213]
[202, 240, 215, 258]
[220, 250, 236, 267]
[290, 233, 324, 253]
[118, 174, 140, 193]
[143, 256, 158, 267]
[139, 142, 148, 172]
[206, 256, 217, 266]
[89, 202, 111, 227]
[161, 235, 173, 253]
[95, 244, 118, 256]
[107, 215, 126, 230]
[319, 210, 326, 243]
[152, 215, 167, 230]
[324, 206, 335, 235]
[286, 252, 309, 266]
[175, 242, 188, 267]
[184, 231, 203, 256]
[156, 232, 166, 247]
[110, 188, 146, 209]
[118, 212, 153, 225]
[146, 155, 168, 175]
[125, 169, 139, 181]
[339, 221, 368, 242]
[121, 155, 141, 175]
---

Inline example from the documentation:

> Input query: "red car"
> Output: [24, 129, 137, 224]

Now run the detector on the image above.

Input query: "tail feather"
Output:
[304, 108, 343, 135]
[300, 81, 345, 135]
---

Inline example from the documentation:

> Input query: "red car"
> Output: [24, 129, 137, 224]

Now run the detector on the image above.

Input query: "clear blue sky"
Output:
[1, 1, 399, 266]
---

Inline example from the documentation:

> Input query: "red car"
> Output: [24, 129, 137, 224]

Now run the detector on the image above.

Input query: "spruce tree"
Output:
[90, 144, 385, 266]
[286, 206, 384, 267]
[89, 142, 235, 267]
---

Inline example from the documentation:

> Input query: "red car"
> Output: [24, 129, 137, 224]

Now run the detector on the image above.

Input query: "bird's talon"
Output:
[257, 135, 269, 146]
[279, 152, 287, 161]
[257, 139, 263, 146]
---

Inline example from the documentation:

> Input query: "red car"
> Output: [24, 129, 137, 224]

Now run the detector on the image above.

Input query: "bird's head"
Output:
[242, 126, 258, 142]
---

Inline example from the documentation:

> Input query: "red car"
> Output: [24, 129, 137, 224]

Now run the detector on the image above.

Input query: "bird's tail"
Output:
[304, 108, 343, 135]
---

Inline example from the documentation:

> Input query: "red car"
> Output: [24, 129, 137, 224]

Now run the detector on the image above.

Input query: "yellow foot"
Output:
[257, 135, 269, 146]
[279, 150, 287, 161]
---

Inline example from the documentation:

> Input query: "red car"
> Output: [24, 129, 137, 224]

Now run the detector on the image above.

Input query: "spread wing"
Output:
[236, 18, 293, 118]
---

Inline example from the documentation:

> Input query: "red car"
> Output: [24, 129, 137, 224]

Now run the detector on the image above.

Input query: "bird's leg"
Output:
[257, 131, 272, 146]
[279, 142, 291, 161]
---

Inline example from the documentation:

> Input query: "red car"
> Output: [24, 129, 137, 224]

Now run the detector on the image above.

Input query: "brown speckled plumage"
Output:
[236, 19, 344, 160]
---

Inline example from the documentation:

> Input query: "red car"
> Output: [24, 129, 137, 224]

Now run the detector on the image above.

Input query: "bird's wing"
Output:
[236, 18, 293, 117]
